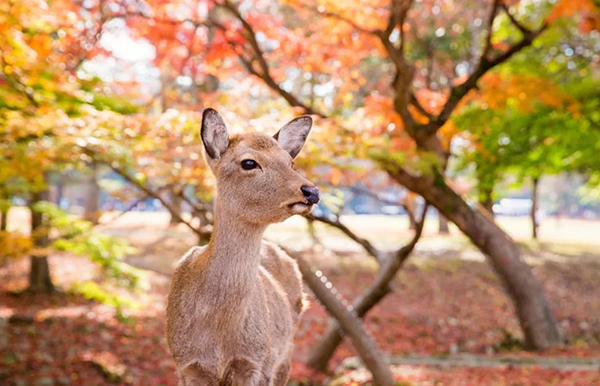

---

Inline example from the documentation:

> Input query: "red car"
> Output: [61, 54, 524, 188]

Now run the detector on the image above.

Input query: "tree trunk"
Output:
[286, 248, 395, 386]
[438, 213, 449, 234]
[28, 190, 55, 293]
[83, 162, 101, 225]
[0, 204, 8, 232]
[531, 177, 539, 240]
[406, 206, 417, 230]
[480, 186, 495, 219]
[29, 256, 54, 293]
[403, 193, 417, 230]
[55, 177, 64, 206]
[305, 217, 321, 246]
[384, 168, 560, 349]
[307, 208, 427, 371]
[169, 188, 184, 226]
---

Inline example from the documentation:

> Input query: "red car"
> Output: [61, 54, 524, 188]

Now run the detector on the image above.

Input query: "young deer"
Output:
[166, 109, 319, 386]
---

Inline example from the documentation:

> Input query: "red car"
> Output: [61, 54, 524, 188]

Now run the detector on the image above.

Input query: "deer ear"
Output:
[273, 116, 312, 159]
[201, 108, 229, 160]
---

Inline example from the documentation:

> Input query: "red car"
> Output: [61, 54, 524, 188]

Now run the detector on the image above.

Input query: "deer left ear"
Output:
[273, 116, 312, 159]
[201, 108, 229, 160]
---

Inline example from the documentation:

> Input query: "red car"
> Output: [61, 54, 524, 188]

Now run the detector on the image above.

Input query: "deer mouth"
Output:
[288, 201, 313, 214]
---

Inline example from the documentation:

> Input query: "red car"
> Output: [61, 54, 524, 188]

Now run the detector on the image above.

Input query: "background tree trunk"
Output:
[305, 216, 321, 246]
[54, 176, 65, 206]
[169, 187, 184, 226]
[438, 214, 449, 234]
[403, 193, 417, 230]
[0, 203, 8, 232]
[28, 189, 55, 293]
[83, 162, 101, 225]
[406, 207, 417, 230]
[29, 256, 54, 293]
[531, 176, 540, 240]
[384, 168, 561, 349]
[480, 187, 495, 219]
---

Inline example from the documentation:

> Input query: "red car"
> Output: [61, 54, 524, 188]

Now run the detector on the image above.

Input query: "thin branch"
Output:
[85, 152, 209, 239]
[176, 189, 212, 214]
[99, 195, 149, 226]
[482, 0, 501, 59]
[337, 184, 405, 206]
[409, 93, 433, 120]
[395, 0, 413, 56]
[307, 213, 381, 260]
[320, 10, 380, 35]
[392, 203, 427, 260]
[434, 14, 548, 128]
[216, 1, 326, 117]
[0, 54, 39, 107]
[47, 194, 149, 244]
[319, 5, 428, 124]
[375, 5, 403, 71]
[105, 10, 212, 29]
[376, 0, 418, 131]
[500, 2, 532, 35]
[113, 169, 204, 236]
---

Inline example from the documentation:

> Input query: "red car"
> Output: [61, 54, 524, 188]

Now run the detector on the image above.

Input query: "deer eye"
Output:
[241, 159, 259, 170]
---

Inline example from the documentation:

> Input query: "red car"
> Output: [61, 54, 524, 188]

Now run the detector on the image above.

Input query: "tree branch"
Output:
[500, 2, 532, 35]
[0, 51, 40, 107]
[102, 3, 324, 116]
[410, 92, 433, 120]
[100, 194, 149, 226]
[85, 152, 210, 240]
[306, 204, 428, 370]
[47, 194, 150, 244]
[307, 213, 381, 260]
[320, 10, 381, 35]
[434, 10, 548, 129]
[106, 165, 200, 233]
[482, 0, 501, 59]
[316, 4, 429, 124]
[281, 246, 396, 386]
[216, 0, 326, 117]
[105, 9, 212, 29]
[376, 0, 418, 132]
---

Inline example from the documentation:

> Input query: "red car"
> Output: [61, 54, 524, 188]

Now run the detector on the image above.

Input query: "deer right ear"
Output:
[274, 116, 312, 159]
[201, 108, 229, 160]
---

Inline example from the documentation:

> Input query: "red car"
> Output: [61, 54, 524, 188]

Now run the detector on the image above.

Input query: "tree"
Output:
[223, 0, 599, 351]
[91, 0, 600, 352]
[454, 63, 600, 239]
[0, 0, 142, 292]
[28, 187, 55, 293]
[306, 204, 428, 370]
[206, 0, 568, 350]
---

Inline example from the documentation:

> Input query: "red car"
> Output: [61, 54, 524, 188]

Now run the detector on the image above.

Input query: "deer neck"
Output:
[202, 199, 266, 313]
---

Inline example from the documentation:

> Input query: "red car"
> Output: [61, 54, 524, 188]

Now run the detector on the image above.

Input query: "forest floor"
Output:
[1, 212, 600, 385]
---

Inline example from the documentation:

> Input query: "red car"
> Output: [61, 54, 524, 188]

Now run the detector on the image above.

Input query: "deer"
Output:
[166, 108, 320, 386]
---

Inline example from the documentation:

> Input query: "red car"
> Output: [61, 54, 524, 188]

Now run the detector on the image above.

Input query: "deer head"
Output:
[201, 108, 319, 225]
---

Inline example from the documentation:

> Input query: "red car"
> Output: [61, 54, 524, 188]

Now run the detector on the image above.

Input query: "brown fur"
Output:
[167, 123, 313, 386]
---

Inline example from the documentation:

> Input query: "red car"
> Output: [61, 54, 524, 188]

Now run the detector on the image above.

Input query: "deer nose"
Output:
[301, 185, 320, 205]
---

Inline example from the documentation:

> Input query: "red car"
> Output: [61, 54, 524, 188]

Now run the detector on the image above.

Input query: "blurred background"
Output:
[1, 0, 600, 385]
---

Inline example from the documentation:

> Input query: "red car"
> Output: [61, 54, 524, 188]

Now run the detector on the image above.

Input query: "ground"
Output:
[1, 211, 600, 385]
